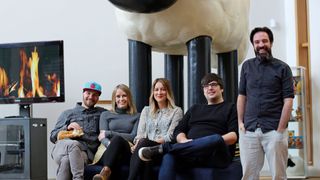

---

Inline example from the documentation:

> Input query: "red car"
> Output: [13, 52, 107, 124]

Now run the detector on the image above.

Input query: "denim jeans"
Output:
[159, 134, 231, 180]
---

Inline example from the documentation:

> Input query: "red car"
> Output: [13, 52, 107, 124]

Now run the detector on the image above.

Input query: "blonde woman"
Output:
[93, 84, 140, 180]
[127, 78, 183, 180]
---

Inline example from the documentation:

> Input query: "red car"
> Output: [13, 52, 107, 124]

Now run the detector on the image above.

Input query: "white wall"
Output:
[284, 0, 298, 66]
[247, 0, 286, 61]
[0, 0, 319, 178]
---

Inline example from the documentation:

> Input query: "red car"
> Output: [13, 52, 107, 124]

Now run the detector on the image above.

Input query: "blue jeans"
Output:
[159, 134, 232, 180]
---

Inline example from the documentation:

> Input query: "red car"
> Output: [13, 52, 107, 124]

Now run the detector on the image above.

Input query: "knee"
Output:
[64, 140, 82, 151]
[137, 138, 149, 146]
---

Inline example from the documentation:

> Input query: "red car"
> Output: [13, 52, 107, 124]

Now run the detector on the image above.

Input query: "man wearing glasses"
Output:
[137, 73, 238, 180]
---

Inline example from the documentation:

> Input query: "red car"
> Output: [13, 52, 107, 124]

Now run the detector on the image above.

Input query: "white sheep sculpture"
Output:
[108, 0, 250, 111]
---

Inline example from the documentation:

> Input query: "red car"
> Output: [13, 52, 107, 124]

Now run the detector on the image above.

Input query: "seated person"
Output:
[138, 73, 238, 180]
[50, 81, 106, 180]
[92, 84, 140, 180]
[128, 78, 183, 180]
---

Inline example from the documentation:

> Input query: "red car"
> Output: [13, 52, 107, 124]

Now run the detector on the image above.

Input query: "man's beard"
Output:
[255, 46, 272, 61]
[83, 97, 96, 108]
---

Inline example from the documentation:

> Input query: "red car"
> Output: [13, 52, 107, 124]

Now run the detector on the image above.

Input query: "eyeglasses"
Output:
[203, 82, 219, 89]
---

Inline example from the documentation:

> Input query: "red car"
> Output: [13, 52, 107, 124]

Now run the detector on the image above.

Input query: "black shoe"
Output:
[138, 145, 163, 161]
[287, 158, 296, 167]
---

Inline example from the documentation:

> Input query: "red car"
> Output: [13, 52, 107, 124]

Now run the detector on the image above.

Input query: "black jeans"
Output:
[96, 135, 131, 174]
[128, 138, 162, 180]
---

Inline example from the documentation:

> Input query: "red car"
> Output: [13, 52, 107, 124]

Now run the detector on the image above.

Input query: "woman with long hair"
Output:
[127, 78, 183, 180]
[92, 84, 140, 180]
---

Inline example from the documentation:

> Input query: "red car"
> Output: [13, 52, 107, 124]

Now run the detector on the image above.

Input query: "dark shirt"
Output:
[173, 102, 238, 156]
[50, 103, 107, 161]
[239, 57, 294, 133]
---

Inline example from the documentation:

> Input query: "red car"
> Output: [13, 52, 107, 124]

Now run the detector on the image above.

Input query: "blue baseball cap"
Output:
[83, 81, 102, 95]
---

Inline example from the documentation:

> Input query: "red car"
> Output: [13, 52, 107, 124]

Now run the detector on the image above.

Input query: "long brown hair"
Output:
[149, 78, 176, 116]
[111, 84, 137, 115]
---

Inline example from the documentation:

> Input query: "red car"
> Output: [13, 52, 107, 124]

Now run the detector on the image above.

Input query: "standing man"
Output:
[237, 27, 294, 180]
[50, 81, 107, 180]
[138, 73, 238, 180]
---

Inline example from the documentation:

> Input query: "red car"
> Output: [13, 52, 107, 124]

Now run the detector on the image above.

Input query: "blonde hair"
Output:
[111, 84, 137, 115]
[149, 78, 176, 115]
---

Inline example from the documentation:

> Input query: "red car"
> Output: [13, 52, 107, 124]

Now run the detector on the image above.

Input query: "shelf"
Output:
[288, 119, 302, 122]
[0, 118, 47, 179]
[288, 67, 307, 177]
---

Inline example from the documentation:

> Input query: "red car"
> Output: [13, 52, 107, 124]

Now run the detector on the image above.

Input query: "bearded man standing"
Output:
[237, 27, 294, 180]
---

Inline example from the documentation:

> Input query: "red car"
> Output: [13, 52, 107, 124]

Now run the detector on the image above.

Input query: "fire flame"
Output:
[18, 48, 28, 97]
[0, 67, 9, 96]
[29, 47, 45, 97]
[1, 46, 61, 99]
[47, 73, 60, 96]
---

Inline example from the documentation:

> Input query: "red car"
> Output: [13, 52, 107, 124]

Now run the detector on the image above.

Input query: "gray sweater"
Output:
[99, 110, 140, 147]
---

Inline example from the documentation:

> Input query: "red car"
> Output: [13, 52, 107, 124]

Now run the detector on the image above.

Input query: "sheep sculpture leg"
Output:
[128, 40, 151, 112]
[186, 36, 212, 108]
[217, 51, 238, 103]
[128, 38, 238, 112]
[164, 54, 184, 109]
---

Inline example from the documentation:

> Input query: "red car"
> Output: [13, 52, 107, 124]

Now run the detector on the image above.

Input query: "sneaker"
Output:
[93, 166, 111, 180]
[138, 145, 163, 161]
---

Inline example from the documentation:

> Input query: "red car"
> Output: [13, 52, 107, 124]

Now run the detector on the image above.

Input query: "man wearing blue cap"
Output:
[50, 81, 107, 180]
